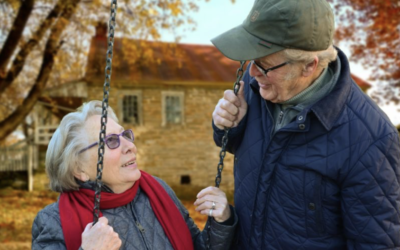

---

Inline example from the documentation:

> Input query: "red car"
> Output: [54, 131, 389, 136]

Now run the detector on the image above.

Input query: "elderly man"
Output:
[211, 0, 400, 249]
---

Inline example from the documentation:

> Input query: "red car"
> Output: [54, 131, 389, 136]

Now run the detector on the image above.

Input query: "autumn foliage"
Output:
[0, 0, 200, 142]
[328, 0, 400, 103]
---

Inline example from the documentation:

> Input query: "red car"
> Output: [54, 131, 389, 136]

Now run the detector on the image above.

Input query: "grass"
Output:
[0, 173, 207, 250]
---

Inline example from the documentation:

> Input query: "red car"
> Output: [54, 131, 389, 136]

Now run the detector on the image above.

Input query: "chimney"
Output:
[95, 22, 108, 39]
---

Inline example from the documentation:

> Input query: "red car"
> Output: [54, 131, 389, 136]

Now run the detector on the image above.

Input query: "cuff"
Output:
[211, 205, 237, 229]
[216, 206, 235, 226]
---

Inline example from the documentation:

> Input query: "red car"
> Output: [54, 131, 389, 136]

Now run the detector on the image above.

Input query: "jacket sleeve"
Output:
[155, 177, 238, 250]
[184, 205, 238, 250]
[31, 204, 67, 250]
[212, 67, 251, 154]
[342, 132, 400, 249]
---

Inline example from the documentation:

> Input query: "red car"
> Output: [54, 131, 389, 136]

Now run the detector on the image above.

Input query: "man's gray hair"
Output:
[46, 100, 118, 192]
[281, 45, 338, 69]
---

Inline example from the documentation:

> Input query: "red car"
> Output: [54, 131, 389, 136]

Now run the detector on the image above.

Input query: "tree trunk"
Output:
[0, 0, 81, 142]
[0, 0, 65, 93]
[0, 0, 34, 79]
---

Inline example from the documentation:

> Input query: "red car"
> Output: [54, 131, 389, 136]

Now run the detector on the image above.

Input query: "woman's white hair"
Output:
[281, 45, 338, 69]
[46, 100, 118, 192]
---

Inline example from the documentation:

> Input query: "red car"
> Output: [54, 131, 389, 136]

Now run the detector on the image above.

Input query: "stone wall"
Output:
[87, 83, 235, 200]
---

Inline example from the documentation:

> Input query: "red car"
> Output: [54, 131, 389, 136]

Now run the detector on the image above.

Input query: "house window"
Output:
[119, 90, 142, 125]
[162, 91, 184, 126]
[181, 175, 191, 185]
[166, 96, 181, 123]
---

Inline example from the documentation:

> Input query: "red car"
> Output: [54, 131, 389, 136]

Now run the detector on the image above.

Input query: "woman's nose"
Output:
[121, 137, 137, 154]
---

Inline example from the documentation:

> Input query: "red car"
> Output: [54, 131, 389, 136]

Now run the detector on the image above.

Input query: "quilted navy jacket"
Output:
[213, 49, 400, 250]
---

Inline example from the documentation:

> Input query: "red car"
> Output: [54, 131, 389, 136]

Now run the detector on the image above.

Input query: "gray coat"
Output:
[32, 177, 237, 250]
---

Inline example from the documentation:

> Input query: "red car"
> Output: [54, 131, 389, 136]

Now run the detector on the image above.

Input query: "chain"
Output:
[93, 0, 117, 224]
[214, 60, 246, 188]
[206, 60, 246, 249]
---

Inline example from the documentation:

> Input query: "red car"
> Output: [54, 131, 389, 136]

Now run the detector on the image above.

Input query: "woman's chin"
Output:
[125, 168, 141, 183]
[113, 169, 142, 190]
[109, 170, 141, 193]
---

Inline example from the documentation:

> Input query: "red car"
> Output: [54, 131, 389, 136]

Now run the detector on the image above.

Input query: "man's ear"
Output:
[302, 56, 319, 77]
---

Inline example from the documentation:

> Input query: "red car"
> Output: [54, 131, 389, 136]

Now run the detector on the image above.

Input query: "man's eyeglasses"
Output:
[252, 60, 289, 76]
[78, 129, 134, 154]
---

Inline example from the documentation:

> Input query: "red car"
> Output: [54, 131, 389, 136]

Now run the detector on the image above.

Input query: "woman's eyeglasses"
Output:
[78, 129, 134, 154]
[252, 60, 289, 76]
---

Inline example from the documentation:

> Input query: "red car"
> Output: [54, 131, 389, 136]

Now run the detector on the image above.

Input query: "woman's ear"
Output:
[73, 169, 90, 182]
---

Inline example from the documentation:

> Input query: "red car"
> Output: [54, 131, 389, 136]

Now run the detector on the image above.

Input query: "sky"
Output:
[161, 0, 400, 126]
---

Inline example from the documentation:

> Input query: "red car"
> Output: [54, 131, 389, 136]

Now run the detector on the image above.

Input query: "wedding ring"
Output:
[212, 201, 216, 210]
[209, 208, 213, 217]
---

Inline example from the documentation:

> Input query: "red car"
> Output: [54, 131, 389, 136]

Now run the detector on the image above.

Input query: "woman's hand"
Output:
[81, 217, 121, 250]
[194, 186, 231, 223]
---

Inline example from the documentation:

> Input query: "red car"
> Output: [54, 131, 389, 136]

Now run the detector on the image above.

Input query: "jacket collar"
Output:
[310, 48, 351, 131]
[78, 179, 114, 193]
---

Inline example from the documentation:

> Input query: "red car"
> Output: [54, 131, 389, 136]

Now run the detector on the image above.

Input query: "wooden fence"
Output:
[35, 125, 58, 145]
[0, 139, 38, 191]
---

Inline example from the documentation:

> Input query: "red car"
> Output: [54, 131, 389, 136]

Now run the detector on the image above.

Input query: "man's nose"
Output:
[249, 62, 262, 77]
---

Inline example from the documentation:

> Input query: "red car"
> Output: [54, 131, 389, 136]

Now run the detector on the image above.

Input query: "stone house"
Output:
[38, 26, 244, 198]
[33, 25, 371, 198]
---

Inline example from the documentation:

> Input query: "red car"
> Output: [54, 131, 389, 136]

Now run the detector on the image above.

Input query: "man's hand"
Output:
[212, 81, 247, 130]
[81, 217, 121, 250]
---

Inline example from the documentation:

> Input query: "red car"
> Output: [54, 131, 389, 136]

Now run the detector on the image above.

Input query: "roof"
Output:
[85, 37, 245, 84]
[84, 25, 370, 90]
[351, 74, 371, 90]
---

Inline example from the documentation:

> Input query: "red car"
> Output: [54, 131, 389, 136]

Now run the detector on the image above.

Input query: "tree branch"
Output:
[0, 0, 81, 142]
[0, 0, 65, 93]
[0, 0, 34, 78]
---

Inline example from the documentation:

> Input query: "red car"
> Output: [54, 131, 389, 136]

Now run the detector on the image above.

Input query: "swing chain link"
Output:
[214, 60, 246, 188]
[206, 60, 246, 250]
[93, 0, 117, 225]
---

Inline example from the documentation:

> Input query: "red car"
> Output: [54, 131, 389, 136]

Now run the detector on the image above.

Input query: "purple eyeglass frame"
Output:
[78, 129, 134, 154]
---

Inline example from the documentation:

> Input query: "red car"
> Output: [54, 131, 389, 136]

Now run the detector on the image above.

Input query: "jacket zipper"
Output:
[278, 110, 284, 124]
[265, 100, 275, 138]
[254, 101, 295, 249]
[248, 101, 276, 248]
[129, 203, 150, 250]
[136, 220, 146, 233]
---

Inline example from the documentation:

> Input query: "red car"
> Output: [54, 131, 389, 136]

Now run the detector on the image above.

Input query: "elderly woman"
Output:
[32, 100, 237, 250]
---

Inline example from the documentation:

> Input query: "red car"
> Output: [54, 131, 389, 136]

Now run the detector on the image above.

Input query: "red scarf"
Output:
[59, 171, 194, 250]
